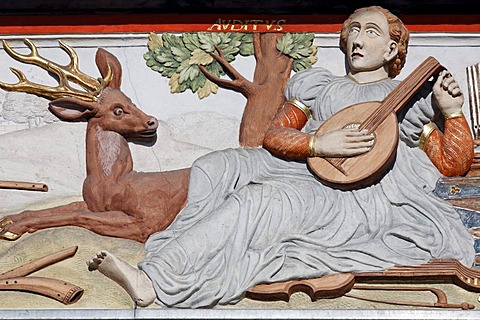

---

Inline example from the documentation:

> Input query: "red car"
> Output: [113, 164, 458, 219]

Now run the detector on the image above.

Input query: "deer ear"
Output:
[95, 48, 122, 89]
[49, 98, 95, 122]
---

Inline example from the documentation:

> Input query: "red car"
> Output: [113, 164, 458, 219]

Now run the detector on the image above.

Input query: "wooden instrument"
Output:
[307, 57, 443, 190]
[0, 180, 48, 192]
[0, 246, 78, 279]
[246, 273, 355, 302]
[355, 258, 480, 293]
[0, 277, 83, 305]
[246, 259, 480, 309]
[0, 246, 83, 304]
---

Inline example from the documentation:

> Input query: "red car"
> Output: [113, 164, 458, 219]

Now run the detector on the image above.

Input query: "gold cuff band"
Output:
[286, 98, 312, 119]
[309, 135, 316, 157]
[443, 111, 464, 120]
[418, 122, 437, 150]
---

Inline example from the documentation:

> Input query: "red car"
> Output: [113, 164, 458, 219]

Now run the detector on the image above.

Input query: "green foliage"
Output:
[276, 33, 318, 72]
[145, 32, 317, 99]
[145, 32, 253, 99]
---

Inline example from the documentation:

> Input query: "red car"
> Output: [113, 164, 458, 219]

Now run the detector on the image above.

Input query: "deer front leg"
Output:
[1, 208, 150, 243]
[2, 201, 88, 224]
[0, 201, 89, 239]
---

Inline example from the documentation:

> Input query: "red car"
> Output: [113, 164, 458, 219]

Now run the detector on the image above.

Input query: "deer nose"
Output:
[147, 117, 158, 130]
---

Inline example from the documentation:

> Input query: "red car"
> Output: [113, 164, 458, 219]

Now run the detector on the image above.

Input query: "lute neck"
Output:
[360, 56, 443, 133]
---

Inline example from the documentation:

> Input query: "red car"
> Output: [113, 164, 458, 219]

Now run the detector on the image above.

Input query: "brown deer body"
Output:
[0, 40, 189, 242]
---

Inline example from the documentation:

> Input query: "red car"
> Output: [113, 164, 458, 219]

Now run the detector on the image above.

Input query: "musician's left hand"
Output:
[433, 70, 464, 116]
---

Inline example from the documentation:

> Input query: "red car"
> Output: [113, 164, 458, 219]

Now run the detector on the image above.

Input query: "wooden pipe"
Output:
[0, 277, 83, 304]
[0, 180, 48, 192]
[0, 246, 78, 280]
[0, 246, 83, 305]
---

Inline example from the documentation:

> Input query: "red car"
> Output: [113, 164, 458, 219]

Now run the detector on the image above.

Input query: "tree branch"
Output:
[211, 46, 249, 84]
[253, 33, 262, 62]
[198, 65, 245, 93]
[198, 46, 254, 96]
[286, 57, 294, 76]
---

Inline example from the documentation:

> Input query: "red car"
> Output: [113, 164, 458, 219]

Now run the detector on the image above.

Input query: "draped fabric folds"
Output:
[139, 68, 474, 308]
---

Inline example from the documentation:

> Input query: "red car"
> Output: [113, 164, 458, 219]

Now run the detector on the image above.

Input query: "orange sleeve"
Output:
[263, 100, 313, 159]
[421, 116, 474, 176]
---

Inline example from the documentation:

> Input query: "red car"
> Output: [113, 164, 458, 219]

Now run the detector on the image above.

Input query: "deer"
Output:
[0, 39, 190, 243]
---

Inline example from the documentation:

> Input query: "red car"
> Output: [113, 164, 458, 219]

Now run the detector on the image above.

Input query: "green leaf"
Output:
[276, 33, 318, 71]
[191, 73, 207, 93]
[276, 33, 294, 55]
[162, 33, 184, 49]
[169, 73, 181, 93]
[189, 48, 214, 65]
[197, 33, 217, 52]
[205, 60, 225, 77]
[197, 79, 219, 99]
[171, 46, 191, 63]
[182, 33, 202, 51]
[289, 46, 312, 59]
[239, 34, 254, 56]
[147, 32, 163, 51]
[179, 64, 199, 84]
[293, 58, 311, 72]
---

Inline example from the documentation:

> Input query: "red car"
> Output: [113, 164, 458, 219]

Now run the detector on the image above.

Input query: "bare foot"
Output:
[87, 250, 156, 307]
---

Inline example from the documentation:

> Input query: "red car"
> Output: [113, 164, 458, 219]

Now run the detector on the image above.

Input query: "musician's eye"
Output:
[366, 29, 380, 36]
[349, 26, 360, 34]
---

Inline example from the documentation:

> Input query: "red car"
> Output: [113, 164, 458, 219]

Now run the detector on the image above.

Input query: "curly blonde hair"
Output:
[339, 6, 410, 78]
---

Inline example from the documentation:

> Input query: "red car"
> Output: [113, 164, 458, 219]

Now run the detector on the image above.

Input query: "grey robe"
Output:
[139, 67, 474, 308]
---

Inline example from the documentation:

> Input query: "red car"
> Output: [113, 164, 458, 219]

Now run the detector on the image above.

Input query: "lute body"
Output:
[307, 57, 443, 190]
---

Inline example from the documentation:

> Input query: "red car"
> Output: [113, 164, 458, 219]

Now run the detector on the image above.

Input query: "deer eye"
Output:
[113, 107, 124, 116]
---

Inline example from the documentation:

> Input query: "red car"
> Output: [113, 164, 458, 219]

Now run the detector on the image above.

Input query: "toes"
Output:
[96, 251, 108, 259]
[87, 258, 102, 271]
[86, 259, 97, 271]
[87, 250, 111, 271]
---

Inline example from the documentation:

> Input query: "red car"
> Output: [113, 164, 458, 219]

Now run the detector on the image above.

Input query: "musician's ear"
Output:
[384, 41, 398, 63]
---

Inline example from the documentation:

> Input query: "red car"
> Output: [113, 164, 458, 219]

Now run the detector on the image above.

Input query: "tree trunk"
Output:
[239, 33, 293, 147]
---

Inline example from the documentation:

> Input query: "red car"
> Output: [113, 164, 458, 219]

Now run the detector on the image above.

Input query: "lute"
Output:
[307, 56, 443, 190]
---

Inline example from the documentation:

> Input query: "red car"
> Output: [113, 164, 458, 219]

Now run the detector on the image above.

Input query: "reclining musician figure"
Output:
[87, 6, 476, 308]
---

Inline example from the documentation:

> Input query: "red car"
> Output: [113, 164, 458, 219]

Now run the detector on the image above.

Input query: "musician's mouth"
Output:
[351, 52, 364, 58]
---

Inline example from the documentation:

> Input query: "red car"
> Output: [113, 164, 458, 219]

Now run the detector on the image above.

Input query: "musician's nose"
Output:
[352, 34, 364, 48]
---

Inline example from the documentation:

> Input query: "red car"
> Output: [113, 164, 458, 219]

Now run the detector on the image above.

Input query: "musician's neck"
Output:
[348, 67, 390, 84]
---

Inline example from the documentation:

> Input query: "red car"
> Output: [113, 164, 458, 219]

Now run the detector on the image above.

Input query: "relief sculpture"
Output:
[0, 39, 189, 243]
[1, 4, 480, 314]
[85, 6, 480, 309]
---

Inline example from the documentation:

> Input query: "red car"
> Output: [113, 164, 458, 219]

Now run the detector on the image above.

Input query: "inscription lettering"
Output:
[208, 19, 286, 32]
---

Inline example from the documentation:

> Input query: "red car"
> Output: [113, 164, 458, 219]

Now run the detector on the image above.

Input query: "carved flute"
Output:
[0, 277, 83, 305]
[0, 246, 84, 305]
[0, 246, 78, 279]
[0, 180, 48, 192]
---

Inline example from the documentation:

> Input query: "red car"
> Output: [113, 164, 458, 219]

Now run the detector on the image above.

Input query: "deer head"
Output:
[0, 39, 158, 140]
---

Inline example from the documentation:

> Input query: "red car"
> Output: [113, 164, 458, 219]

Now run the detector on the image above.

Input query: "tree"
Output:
[145, 32, 317, 147]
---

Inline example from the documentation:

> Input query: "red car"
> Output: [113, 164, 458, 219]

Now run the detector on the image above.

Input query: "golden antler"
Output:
[0, 39, 112, 101]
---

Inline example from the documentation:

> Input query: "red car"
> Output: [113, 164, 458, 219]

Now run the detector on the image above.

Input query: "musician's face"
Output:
[346, 10, 398, 74]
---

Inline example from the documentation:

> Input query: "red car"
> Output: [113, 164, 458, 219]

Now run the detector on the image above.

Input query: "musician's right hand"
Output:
[313, 128, 375, 157]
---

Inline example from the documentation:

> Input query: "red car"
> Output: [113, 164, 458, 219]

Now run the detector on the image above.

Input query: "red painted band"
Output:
[0, 14, 478, 34]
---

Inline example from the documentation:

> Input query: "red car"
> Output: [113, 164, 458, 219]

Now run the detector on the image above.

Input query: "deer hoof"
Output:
[0, 228, 20, 241]
[0, 217, 13, 229]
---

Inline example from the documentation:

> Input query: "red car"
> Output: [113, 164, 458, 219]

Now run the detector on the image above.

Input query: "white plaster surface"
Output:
[0, 113, 239, 213]
[0, 32, 480, 316]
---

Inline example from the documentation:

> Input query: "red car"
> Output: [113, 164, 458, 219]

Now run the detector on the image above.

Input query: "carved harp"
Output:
[307, 57, 443, 190]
